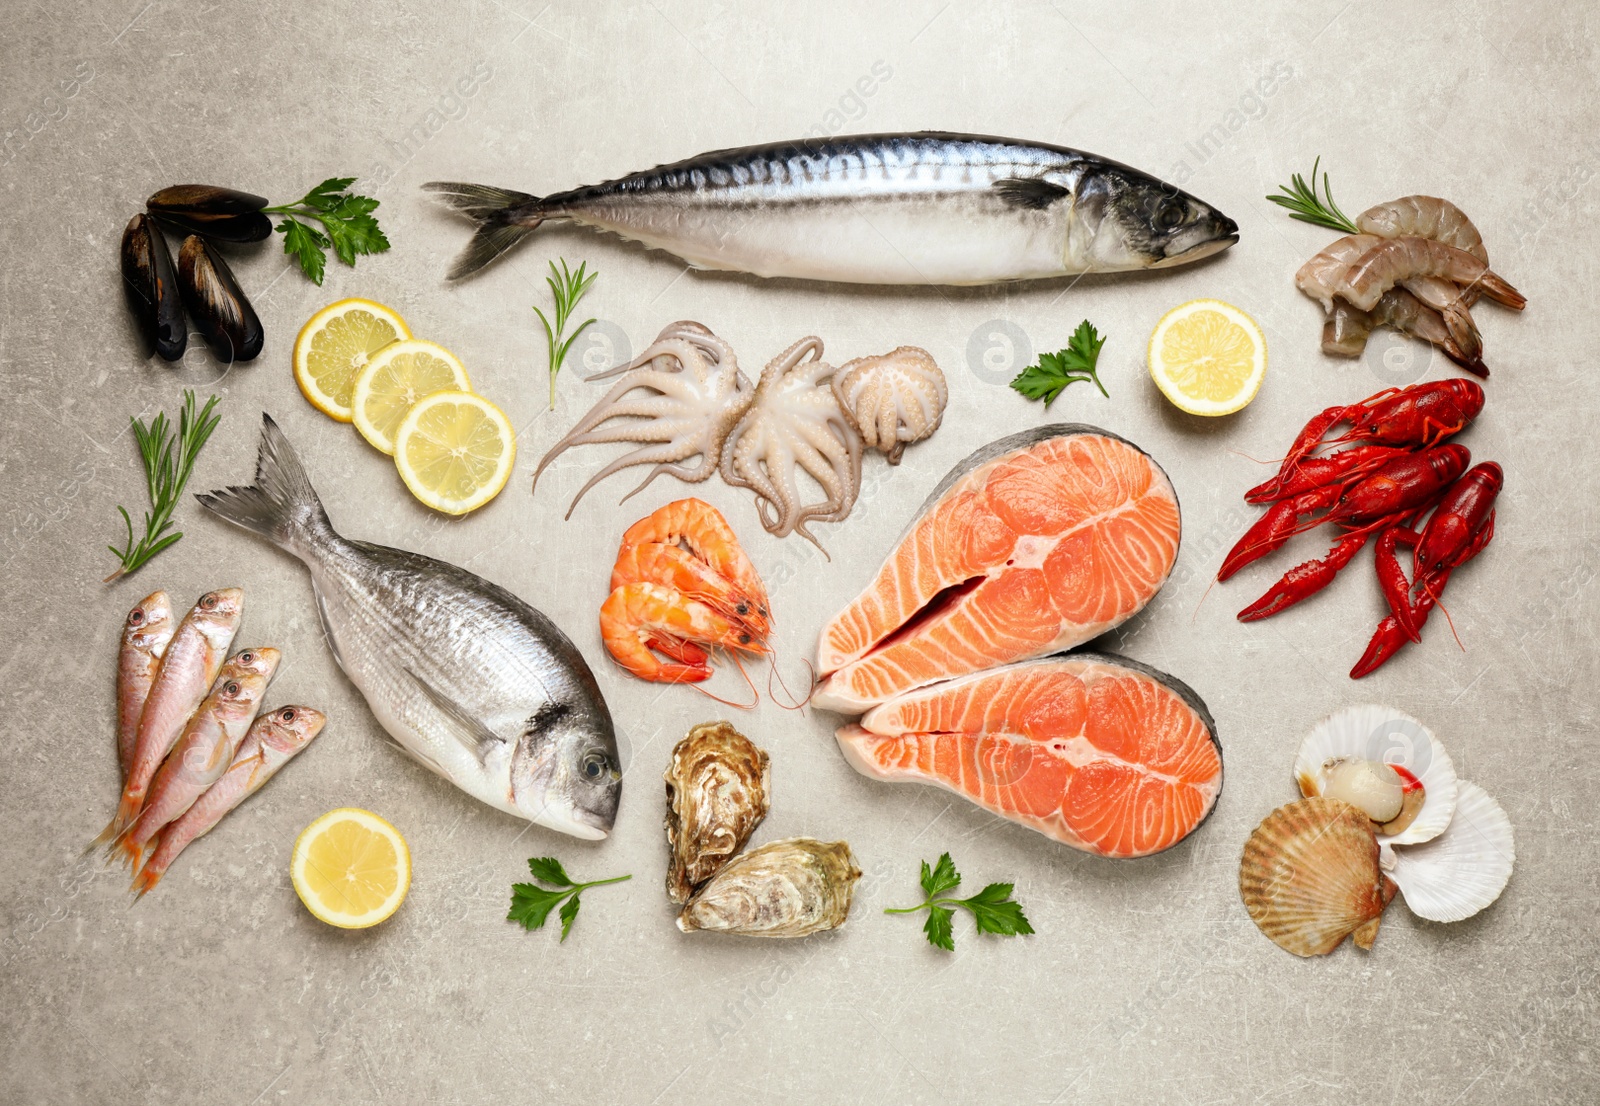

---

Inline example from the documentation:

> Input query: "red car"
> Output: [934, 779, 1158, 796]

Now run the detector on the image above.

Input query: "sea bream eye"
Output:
[582, 753, 607, 780]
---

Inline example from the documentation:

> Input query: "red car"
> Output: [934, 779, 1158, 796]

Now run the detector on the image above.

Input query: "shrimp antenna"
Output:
[765, 648, 813, 712]
[690, 652, 758, 710]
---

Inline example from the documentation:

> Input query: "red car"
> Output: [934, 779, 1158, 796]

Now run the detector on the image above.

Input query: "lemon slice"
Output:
[291, 808, 410, 929]
[1148, 299, 1267, 416]
[294, 299, 412, 422]
[392, 391, 516, 515]
[351, 340, 473, 455]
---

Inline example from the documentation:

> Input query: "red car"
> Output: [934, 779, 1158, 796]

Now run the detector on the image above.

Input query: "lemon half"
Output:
[392, 391, 516, 515]
[294, 299, 412, 422]
[351, 340, 472, 455]
[291, 808, 410, 929]
[1148, 299, 1267, 416]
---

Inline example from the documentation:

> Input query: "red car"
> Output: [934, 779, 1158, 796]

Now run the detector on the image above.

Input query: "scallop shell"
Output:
[1294, 704, 1457, 845]
[677, 837, 861, 938]
[1384, 780, 1514, 923]
[832, 346, 948, 464]
[663, 721, 771, 904]
[1239, 798, 1398, 957]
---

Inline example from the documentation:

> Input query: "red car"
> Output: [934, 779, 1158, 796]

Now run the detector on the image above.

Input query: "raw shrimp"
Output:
[1341, 237, 1525, 313]
[1295, 233, 1384, 311]
[599, 582, 764, 683]
[1356, 196, 1487, 263]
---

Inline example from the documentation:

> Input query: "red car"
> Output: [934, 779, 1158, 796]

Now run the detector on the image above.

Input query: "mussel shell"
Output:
[148, 185, 271, 243]
[664, 721, 771, 904]
[120, 213, 186, 361]
[177, 235, 263, 363]
[677, 837, 861, 938]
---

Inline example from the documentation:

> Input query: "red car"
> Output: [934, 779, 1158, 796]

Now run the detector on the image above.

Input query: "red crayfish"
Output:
[1218, 379, 1500, 677]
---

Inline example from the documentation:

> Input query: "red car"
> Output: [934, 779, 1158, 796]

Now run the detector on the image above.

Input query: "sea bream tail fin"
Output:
[195, 414, 336, 559]
[423, 182, 543, 281]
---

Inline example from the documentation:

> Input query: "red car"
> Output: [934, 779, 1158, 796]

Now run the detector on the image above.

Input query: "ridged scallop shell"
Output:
[1385, 780, 1514, 923]
[1294, 704, 1456, 845]
[663, 721, 771, 904]
[1239, 798, 1398, 957]
[677, 837, 861, 938]
[832, 346, 948, 464]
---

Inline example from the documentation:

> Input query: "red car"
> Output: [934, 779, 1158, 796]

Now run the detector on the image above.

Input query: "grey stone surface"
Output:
[2, 2, 1595, 1103]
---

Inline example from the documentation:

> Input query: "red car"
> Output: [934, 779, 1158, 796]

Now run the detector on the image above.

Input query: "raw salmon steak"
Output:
[837, 654, 1221, 857]
[813, 426, 1180, 713]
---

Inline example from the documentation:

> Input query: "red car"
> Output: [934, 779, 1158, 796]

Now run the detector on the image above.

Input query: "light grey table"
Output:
[2, 2, 1592, 1102]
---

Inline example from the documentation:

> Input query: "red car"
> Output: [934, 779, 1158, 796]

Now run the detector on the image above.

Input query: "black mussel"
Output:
[147, 184, 272, 243]
[120, 213, 186, 361]
[177, 235, 263, 363]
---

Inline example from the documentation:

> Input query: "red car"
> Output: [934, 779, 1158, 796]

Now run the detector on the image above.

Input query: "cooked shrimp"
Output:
[599, 582, 763, 683]
[1341, 236, 1525, 313]
[1294, 233, 1383, 311]
[1356, 196, 1487, 263]
[617, 498, 770, 630]
[611, 541, 771, 641]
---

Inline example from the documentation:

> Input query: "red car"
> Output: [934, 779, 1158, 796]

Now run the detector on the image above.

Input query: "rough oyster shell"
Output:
[677, 837, 860, 938]
[832, 346, 947, 464]
[1294, 704, 1457, 845]
[664, 721, 771, 904]
[1239, 797, 1398, 957]
[1384, 780, 1514, 923]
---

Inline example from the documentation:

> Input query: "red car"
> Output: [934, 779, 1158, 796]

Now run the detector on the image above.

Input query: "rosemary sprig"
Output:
[532, 258, 598, 409]
[104, 390, 221, 583]
[1266, 157, 1359, 234]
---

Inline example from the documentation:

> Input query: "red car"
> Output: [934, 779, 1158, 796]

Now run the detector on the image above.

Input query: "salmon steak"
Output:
[813, 426, 1180, 713]
[836, 654, 1222, 857]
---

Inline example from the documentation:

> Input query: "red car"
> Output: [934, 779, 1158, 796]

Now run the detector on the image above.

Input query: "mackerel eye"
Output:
[1155, 201, 1185, 231]
[280, 708, 296, 723]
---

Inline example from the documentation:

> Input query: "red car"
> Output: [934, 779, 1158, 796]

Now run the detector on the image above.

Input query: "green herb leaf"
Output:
[526, 856, 572, 887]
[1009, 320, 1109, 406]
[265, 178, 389, 283]
[962, 883, 1035, 937]
[507, 857, 629, 942]
[276, 217, 329, 285]
[104, 390, 221, 582]
[886, 853, 1034, 951]
[923, 905, 956, 952]
[921, 852, 961, 899]
[533, 258, 599, 409]
[558, 894, 582, 942]
[1266, 156, 1360, 234]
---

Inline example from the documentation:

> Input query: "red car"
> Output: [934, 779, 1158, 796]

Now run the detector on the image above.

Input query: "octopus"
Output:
[720, 337, 862, 551]
[536, 323, 866, 550]
[832, 345, 948, 465]
[532, 321, 754, 517]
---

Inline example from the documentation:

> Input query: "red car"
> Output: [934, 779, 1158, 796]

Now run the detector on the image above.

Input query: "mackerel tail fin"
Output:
[423, 182, 543, 281]
[195, 414, 335, 558]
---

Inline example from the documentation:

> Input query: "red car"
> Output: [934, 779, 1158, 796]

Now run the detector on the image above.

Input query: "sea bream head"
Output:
[507, 700, 622, 840]
[1068, 163, 1238, 270]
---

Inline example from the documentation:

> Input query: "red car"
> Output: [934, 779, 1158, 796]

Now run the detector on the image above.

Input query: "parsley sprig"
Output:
[508, 856, 630, 942]
[266, 178, 391, 285]
[104, 390, 221, 583]
[1009, 320, 1109, 406]
[884, 852, 1034, 951]
[1265, 156, 1359, 234]
[532, 258, 598, 409]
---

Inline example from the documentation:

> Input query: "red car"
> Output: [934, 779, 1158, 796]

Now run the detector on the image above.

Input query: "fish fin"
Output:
[992, 177, 1072, 210]
[422, 182, 543, 281]
[405, 667, 503, 764]
[311, 587, 347, 673]
[195, 414, 335, 557]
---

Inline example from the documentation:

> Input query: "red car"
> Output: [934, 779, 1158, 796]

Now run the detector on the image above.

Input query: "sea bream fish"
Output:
[426, 132, 1239, 284]
[197, 416, 622, 839]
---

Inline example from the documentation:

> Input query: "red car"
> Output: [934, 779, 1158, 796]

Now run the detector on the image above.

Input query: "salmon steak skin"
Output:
[836, 653, 1222, 858]
[813, 426, 1181, 714]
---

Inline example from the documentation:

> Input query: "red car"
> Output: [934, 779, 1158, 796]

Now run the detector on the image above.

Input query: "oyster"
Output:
[1295, 704, 1456, 845]
[1239, 797, 1397, 957]
[664, 721, 771, 904]
[678, 837, 860, 938]
[177, 235, 264, 363]
[832, 346, 947, 464]
[120, 213, 186, 361]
